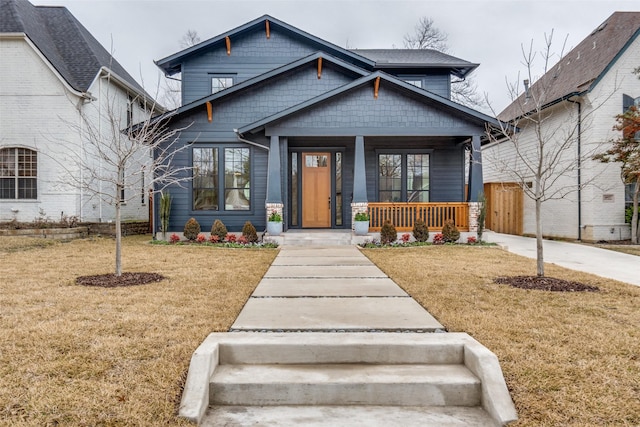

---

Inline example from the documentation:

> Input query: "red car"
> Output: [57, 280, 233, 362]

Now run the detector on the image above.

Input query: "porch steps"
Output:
[278, 230, 357, 246]
[179, 333, 518, 426]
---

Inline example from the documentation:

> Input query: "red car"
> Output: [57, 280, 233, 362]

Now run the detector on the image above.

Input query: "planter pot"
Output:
[354, 221, 369, 236]
[267, 221, 283, 236]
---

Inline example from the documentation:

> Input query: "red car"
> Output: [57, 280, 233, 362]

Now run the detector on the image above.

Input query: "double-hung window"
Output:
[0, 148, 37, 199]
[193, 147, 251, 211]
[378, 152, 429, 202]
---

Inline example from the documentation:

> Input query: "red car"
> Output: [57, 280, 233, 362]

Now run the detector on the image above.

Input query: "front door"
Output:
[302, 152, 331, 227]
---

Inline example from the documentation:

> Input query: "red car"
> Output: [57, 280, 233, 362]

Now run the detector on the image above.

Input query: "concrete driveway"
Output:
[484, 231, 640, 287]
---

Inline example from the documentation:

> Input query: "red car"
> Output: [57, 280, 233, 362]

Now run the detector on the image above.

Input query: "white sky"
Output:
[34, 0, 639, 113]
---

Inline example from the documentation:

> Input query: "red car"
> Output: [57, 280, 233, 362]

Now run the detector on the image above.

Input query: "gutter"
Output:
[567, 96, 582, 241]
[233, 129, 269, 151]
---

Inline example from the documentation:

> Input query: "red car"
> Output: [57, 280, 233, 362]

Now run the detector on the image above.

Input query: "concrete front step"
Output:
[202, 405, 499, 426]
[179, 333, 518, 426]
[210, 363, 480, 406]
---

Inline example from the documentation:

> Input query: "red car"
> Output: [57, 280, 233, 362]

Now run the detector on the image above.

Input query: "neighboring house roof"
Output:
[350, 49, 478, 79]
[238, 70, 502, 136]
[0, 0, 147, 96]
[500, 11, 640, 121]
[155, 14, 376, 76]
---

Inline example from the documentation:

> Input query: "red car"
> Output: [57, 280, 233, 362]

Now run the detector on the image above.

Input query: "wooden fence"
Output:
[484, 182, 523, 235]
[368, 202, 469, 232]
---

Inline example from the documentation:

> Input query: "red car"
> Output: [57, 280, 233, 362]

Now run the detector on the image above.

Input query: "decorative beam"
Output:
[206, 101, 212, 123]
[225, 36, 231, 55]
[317, 57, 322, 79]
[374, 76, 380, 99]
[265, 20, 270, 39]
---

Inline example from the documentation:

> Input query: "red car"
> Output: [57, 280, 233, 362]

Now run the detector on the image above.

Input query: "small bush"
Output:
[442, 220, 460, 243]
[211, 219, 228, 240]
[467, 236, 477, 244]
[380, 220, 397, 245]
[183, 218, 201, 241]
[196, 233, 206, 243]
[412, 218, 429, 242]
[354, 211, 370, 221]
[169, 233, 180, 244]
[432, 233, 445, 245]
[401, 233, 411, 243]
[242, 221, 259, 243]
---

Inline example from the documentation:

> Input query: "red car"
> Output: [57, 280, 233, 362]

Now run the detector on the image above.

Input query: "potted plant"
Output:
[266, 210, 283, 236]
[353, 211, 370, 236]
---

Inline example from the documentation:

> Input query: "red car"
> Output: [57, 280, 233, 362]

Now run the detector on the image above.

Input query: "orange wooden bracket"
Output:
[225, 36, 231, 55]
[374, 76, 380, 99]
[266, 20, 270, 39]
[317, 57, 323, 79]
[206, 101, 212, 123]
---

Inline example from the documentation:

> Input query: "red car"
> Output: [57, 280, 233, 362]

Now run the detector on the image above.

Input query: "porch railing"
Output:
[368, 202, 469, 232]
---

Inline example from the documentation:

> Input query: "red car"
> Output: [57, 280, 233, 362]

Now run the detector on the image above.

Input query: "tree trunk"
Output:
[536, 196, 544, 276]
[115, 195, 122, 277]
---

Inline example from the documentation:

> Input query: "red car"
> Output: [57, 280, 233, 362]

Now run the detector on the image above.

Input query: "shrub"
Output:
[467, 236, 477, 244]
[183, 218, 201, 241]
[442, 220, 460, 243]
[268, 210, 282, 222]
[242, 221, 259, 243]
[226, 234, 237, 243]
[208, 234, 220, 244]
[412, 218, 429, 242]
[169, 233, 180, 244]
[354, 211, 370, 221]
[237, 235, 248, 245]
[401, 233, 411, 243]
[211, 219, 228, 240]
[432, 233, 445, 245]
[380, 220, 397, 245]
[196, 233, 206, 243]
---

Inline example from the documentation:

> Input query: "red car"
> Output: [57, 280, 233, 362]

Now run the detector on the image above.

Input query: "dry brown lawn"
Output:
[0, 235, 277, 426]
[363, 246, 640, 427]
[594, 244, 640, 257]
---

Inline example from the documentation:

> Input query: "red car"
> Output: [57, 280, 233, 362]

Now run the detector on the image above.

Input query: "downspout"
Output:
[233, 129, 269, 151]
[567, 97, 582, 241]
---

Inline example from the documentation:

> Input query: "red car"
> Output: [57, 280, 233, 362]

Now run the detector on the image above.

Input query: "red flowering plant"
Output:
[432, 233, 445, 245]
[226, 234, 237, 243]
[196, 233, 206, 243]
[169, 233, 180, 244]
[208, 234, 220, 244]
[237, 235, 248, 245]
[467, 236, 477, 244]
[401, 233, 411, 243]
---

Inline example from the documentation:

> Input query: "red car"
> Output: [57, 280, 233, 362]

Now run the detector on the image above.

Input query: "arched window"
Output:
[0, 148, 37, 199]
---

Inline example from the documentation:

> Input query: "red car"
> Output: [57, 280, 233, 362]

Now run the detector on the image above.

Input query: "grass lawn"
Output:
[0, 235, 277, 426]
[593, 244, 640, 257]
[2, 237, 638, 426]
[363, 246, 640, 427]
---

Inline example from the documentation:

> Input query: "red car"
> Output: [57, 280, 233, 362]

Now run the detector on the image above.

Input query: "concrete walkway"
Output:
[232, 246, 443, 332]
[485, 231, 640, 287]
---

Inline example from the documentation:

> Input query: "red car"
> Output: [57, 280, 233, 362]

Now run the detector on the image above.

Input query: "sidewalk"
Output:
[485, 231, 640, 287]
[231, 246, 444, 332]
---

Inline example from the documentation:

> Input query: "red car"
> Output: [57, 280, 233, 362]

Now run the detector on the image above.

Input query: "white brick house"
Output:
[483, 12, 640, 242]
[0, 0, 160, 223]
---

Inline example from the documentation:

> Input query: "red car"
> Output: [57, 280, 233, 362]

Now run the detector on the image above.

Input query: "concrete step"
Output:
[202, 405, 499, 426]
[210, 363, 480, 406]
[281, 232, 354, 246]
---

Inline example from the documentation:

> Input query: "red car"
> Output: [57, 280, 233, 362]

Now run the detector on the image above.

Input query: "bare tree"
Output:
[404, 17, 485, 109]
[485, 30, 615, 276]
[160, 30, 202, 110]
[52, 73, 193, 277]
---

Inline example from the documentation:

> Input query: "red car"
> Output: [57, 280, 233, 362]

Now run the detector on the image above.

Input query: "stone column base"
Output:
[468, 202, 480, 233]
[265, 203, 284, 224]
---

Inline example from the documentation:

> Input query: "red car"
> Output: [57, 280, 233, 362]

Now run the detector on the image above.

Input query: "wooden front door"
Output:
[302, 152, 331, 228]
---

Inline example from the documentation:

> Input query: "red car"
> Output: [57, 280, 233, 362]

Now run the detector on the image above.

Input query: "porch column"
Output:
[468, 134, 483, 202]
[266, 135, 283, 221]
[351, 135, 368, 229]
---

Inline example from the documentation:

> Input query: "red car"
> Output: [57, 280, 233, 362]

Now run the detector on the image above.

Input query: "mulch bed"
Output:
[494, 276, 599, 292]
[76, 272, 165, 288]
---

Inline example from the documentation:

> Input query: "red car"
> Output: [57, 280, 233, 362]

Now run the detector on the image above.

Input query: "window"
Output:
[192, 147, 251, 211]
[0, 148, 37, 199]
[193, 148, 218, 210]
[224, 148, 250, 211]
[378, 153, 429, 202]
[211, 76, 234, 94]
[403, 79, 423, 88]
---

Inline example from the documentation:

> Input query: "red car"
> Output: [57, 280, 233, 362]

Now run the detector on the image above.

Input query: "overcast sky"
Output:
[34, 0, 639, 113]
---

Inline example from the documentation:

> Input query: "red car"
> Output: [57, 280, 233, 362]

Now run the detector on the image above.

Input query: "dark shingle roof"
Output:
[0, 0, 146, 94]
[500, 12, 640, 121]
[350, 49, 478, 78]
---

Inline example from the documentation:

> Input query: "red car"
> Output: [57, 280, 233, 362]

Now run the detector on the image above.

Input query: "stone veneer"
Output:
[351, 202, 369, 231]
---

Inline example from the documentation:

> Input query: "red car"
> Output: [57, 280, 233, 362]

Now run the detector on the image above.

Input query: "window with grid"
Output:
[193, 148, 218, 210]
[378, 153, 429, 202]
[224, 148, 250, 211]
[0, 148, 37, 199]
[211, 76, 234, 94]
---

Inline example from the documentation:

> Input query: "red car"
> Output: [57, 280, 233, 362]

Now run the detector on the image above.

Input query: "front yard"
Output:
[0, 237, 638, 426]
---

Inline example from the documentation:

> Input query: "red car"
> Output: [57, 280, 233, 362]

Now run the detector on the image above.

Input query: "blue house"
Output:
[153, 15, 501, 235]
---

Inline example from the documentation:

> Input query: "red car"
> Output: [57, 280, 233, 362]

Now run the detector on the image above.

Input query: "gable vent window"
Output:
[211, 76, 234, 94]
